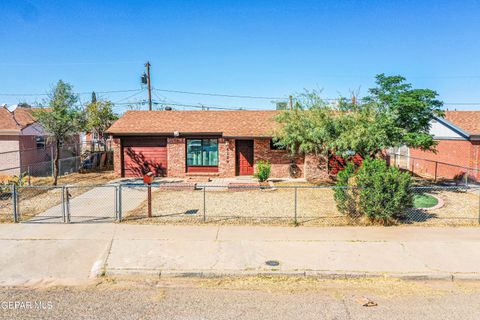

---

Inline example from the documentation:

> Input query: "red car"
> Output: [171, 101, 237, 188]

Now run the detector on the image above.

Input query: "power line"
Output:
[110, 100, 242, 110]
[155, 88, 286, 100]
[443, 102, 480, 106]
[112, 89, 146, 103]
[0, 61, 143, 67]
[0, 89, 143, 97]
[154, 101, 242, 110]
[2, 87, 480, 106]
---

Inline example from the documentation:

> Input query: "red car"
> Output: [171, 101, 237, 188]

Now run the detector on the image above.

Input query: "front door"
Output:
[236, 140, 254, 175]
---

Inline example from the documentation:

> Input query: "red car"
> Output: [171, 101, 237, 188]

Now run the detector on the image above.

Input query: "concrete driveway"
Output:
[27, 182, 148, 224]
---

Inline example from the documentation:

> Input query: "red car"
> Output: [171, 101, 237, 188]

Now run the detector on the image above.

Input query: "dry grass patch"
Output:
[30, 170, 115, 186]
[196, 276, 451, 298]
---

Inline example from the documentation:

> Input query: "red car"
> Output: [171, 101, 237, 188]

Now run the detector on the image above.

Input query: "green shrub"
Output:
[356, 159, 412, 223]
[254, 160, 271, 182]
[334, 159, 413, 224]
[334, 162, 358, 218]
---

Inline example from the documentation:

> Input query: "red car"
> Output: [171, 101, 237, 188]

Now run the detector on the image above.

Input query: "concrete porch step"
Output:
[186, 176, 212, 183]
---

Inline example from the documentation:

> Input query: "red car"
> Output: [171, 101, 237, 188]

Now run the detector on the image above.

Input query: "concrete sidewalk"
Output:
[1, 224, 480, 285]
[107, 225, 480, 280]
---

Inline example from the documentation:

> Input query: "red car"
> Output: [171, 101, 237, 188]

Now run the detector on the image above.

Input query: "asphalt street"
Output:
[1, 277, 480, 320]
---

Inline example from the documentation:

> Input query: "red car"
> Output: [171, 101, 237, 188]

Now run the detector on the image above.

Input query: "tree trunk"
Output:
[103, 137, 108, 152]
[53, 139, 60, 186]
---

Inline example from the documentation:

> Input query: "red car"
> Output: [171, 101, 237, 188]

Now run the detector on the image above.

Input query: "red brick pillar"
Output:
[112, 137, 122, 178]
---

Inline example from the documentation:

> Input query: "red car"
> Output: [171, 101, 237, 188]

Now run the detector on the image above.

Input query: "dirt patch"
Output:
[195, 276, 450, 298]
[0, 171, 115, 222]
[30, 170, 115, 186]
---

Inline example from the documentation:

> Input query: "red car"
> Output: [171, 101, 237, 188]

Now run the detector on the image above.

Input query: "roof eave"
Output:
[470, 135, 480, 141]
[433, 116, 471, 139]
[0, 129, 21, 135]
[108, 131, 224, 136]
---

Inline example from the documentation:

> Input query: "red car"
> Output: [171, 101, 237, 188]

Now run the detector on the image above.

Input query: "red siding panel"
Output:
[122, 137, 168, 177]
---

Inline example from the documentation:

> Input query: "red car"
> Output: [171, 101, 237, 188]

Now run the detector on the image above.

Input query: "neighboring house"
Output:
[0, 106, 51, 175]
[81, 132, 112, 151]
[106, 110, 327, 180]
[403, 111, 480, 181]
[0, 105, 80, 176]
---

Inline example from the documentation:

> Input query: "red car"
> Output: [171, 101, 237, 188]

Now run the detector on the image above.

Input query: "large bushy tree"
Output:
[34, 80, 85, 185]
[274, 75, 444, 165]
[274, 89, 337, 172]
[363, 74, 444, 151]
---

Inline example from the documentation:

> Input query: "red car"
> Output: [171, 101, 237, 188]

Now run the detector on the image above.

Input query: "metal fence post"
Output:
[294, 187, 298, 225]
[65, 186, 71, 223]
[203, 186, 206, 222]
[61, 186, 66, 223]
[476, 186, 480, 225]
[117, 185, 123, 222]
[114, 185, 118, 220]
[12, 185, 18, 223]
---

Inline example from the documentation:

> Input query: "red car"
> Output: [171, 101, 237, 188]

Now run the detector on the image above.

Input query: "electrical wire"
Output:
[0, 89, 143, 97]
[155, 88, 285, 100]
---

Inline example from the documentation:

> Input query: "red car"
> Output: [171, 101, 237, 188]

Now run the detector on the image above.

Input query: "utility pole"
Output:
[145, 62, 152, 111]
[289, 95, 293, 110]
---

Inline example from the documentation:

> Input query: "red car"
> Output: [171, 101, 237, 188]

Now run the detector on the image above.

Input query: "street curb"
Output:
[90, 238, 114, 278]
[104, 268, 480, 281]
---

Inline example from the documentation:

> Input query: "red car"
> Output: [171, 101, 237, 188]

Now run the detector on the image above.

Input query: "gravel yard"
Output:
[404, 188, 480, 226]
[123, 185, 480, 226]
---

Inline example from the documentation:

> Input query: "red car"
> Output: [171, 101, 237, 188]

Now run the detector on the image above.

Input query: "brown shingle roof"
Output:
[0, 106, 42, 134]
[443, 111, 480, 135]
[106, 110, 283, 137]
[0, 107, 19, 132]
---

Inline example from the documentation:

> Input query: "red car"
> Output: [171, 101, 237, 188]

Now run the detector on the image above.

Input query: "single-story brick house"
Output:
[400, 111, 480, 181]
[106, 110, 327, 180]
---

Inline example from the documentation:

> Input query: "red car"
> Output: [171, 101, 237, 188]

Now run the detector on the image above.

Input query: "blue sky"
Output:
[1, 0, 480, 111]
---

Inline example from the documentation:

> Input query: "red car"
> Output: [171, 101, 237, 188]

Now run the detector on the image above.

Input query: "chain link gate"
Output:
[60, 185, 118, 223]
[13, 185, 118, 223]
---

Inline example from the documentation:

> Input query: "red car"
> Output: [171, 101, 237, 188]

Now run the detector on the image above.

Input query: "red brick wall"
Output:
[112, 135, 336, 180]
[409, 140, 479, 180]
[167, 137, 186, 177]
[113, 137, 122, 178]
[253, 138, 304, 178]
[218, 138, 236, 177]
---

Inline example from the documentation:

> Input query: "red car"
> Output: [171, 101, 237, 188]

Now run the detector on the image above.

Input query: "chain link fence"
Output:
[387, 152, 480, 185]
[0, 183, 478, 226]
[0, 141, 113, 179]
[120, 183, 480, 226]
